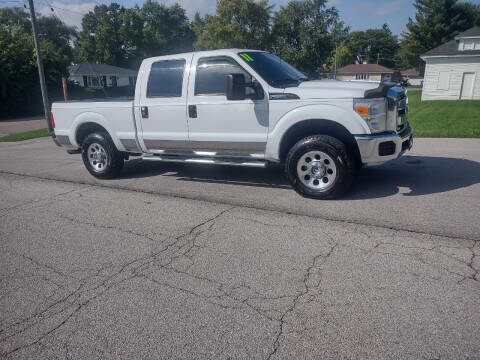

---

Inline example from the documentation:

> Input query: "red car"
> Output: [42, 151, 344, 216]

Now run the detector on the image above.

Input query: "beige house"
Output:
[336, 64, 394, 82]
[402, 68, 423, 87]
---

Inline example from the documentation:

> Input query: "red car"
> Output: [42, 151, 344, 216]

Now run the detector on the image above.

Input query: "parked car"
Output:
[51, 49, 413, 199]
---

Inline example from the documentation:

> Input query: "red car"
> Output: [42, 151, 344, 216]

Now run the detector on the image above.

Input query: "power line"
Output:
[38, 0, 86, 16]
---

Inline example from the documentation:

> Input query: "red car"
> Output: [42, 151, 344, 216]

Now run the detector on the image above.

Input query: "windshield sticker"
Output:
[240, 53, 254, 62]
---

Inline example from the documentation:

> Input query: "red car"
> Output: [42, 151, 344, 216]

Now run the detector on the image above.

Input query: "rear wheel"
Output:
[81, 132, 124, 179]
[285, 135, 355, 199]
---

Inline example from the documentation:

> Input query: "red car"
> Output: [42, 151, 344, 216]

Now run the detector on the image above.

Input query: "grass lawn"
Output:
[407, 90, 480, 138]
[0, 128, 52, 142]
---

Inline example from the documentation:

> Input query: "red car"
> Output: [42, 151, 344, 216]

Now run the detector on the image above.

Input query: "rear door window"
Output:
[147, 59, 186, 97]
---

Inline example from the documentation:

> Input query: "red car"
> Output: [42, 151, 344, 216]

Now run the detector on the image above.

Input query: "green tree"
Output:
[400, 0, 480, 70]
[38, 16, 76, 83]
[271, 0, 347, 76]
[195, 0, 272, 50]
[139, 1, 194, 59]
[327, 45, 353, 72]
[0, 8, 75, 118]
[192, 12, 207, 42]
[75, 1, 194, 69]
[345, 24, 399, 69]
[74, 3, 128, 67]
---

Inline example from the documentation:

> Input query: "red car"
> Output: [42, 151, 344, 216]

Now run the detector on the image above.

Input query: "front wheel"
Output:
[285, 135, 355, 199]
[81, 132, 124, 179]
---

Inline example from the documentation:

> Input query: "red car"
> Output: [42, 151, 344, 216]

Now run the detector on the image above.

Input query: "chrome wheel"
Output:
[296, 151, 337, 191]
[87, 143, 108, 172]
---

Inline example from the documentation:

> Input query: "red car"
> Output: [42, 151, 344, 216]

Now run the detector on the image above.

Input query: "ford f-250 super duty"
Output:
[51, 49, 413, 199]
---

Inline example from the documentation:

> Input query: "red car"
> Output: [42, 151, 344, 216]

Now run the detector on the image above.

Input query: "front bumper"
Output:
[354, 122, 413, 165]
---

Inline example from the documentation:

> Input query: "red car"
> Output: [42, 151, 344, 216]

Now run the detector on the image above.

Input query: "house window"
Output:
[356, 73, 369, 80]
[460, 39, 480, 51]
[464, 40, 474, 50]
[437, 72, 450, 90]
[86, 76, 104, 88]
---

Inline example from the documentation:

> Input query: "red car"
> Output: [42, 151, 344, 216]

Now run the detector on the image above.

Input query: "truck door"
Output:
[186, 54, 269, 157]
[136, 54, 193, 152]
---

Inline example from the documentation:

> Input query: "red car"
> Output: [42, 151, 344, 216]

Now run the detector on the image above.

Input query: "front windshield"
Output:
[238, 52, 308, 88]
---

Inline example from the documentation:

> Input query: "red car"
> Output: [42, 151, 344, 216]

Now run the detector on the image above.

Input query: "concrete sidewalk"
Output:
[0, 117, 47, 137]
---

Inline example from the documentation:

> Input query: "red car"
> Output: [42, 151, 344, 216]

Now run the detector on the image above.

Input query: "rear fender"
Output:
[71, 112, 123, 150]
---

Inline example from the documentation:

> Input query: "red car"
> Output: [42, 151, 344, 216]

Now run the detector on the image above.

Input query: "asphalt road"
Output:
[1, 137, 479, 359]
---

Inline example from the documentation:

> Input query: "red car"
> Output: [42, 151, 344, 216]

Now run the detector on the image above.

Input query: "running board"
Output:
[142, 154, 266, 168]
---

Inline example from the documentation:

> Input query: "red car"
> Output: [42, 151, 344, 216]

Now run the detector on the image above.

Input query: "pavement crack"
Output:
[266, 243, 338, 360]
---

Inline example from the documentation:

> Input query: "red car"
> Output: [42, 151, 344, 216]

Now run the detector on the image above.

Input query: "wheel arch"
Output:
[278, 119, 361, 166]
[75, 122, 109, 147]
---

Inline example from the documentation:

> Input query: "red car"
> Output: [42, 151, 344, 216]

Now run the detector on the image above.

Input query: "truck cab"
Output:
[52, 49, 413, 199]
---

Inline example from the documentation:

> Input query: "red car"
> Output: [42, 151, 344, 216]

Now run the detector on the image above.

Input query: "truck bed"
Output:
[52, 100, 136, 151]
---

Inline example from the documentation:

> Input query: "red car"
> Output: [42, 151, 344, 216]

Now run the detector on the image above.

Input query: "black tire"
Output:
[285, 135, 355, 199]
[81, 132, 124, 179]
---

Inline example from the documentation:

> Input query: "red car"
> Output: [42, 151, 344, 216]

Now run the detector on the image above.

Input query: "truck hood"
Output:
[284, 80, 380, 99]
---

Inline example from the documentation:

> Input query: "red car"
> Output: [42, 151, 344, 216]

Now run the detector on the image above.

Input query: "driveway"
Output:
[0, 117, 47, 137]
[0, 137, 479, 359]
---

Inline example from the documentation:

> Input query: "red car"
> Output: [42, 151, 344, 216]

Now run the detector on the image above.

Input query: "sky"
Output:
[2, 0, 480, 35]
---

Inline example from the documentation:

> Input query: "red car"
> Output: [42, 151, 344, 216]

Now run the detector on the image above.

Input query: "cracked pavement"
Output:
[1, 138, 480, 359]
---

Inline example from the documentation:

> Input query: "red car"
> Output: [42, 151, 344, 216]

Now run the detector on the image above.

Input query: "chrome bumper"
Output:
[355, 122, 413, 165]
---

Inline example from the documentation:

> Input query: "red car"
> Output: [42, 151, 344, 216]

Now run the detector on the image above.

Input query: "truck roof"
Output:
[144, 49, 264, 62]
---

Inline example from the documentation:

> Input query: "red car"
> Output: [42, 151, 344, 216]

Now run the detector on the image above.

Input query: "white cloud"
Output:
[163, 0, 217, 18]
[327, 0, 343, 6]
[373, 0, 409, 16]
[38, 1, 95, 30]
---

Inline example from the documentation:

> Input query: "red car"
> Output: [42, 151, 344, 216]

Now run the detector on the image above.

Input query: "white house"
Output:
[68, 63, 137, 89]
[421, 26, 480, 100]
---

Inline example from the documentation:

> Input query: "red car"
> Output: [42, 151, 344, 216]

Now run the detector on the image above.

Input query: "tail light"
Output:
[50, 111, 55, 129]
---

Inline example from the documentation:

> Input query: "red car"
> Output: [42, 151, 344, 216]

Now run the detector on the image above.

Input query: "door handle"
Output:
[188, 105, 197, 118]
[141, 106, 149, 118]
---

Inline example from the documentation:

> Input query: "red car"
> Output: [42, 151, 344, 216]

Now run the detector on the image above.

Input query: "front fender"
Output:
[265, 104, 371, 160]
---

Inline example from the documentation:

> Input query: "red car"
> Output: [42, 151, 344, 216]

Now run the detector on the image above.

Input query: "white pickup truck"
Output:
[52, 49, 412, 199]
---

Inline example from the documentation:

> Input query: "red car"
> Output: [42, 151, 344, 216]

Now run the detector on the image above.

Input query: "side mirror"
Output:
[250, 80, 264, 100]
[226, 74, 246, 100]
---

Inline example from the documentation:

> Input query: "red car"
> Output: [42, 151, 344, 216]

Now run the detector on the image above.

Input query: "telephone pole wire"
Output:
[28, 0, 52, 132]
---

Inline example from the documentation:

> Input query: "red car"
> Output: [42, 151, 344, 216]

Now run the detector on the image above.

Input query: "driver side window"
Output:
[195, 56, 253, 96]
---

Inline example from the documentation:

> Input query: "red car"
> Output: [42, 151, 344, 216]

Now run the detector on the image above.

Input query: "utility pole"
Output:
[334, 43, 337, 79]
[28, 0, 52, 132]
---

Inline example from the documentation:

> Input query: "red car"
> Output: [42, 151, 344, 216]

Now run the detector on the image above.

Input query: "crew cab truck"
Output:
[51, 49, 413, 199]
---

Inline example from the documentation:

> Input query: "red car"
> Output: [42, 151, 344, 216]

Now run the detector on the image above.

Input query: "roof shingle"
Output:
[455, 26, 480, 39]
[68, 63, 137, 77]
[337, 63, 394, 74]
[422, 39, 480, 57]
[422, 27, 480, 58]
[401, 68, 419, 76]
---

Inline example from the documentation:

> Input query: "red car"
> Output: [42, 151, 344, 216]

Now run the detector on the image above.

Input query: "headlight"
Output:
[353, 98, 387, 133]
